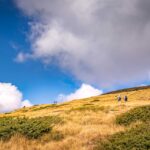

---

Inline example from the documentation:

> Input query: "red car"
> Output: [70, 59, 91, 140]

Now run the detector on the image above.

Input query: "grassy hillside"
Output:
[96, 105, 150, 150]
[0, 86, 150, 150]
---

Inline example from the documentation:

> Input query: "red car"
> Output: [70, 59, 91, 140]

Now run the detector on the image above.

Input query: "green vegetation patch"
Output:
[32, 103, 69, 111]
[69, 105, 109, 112]
[95, 105, 150, 150]
[83, 103, 94, 106]
[32, 104, 57, 111]
[21, 109, 29, 113]
[0, 116, 63, 140]
[96, 123, 150, 150]
[91, 99, 100, 102]
[116, 105, 150, 126]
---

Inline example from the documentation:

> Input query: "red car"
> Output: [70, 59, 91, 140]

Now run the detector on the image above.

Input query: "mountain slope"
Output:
[0, 86, 150, 150]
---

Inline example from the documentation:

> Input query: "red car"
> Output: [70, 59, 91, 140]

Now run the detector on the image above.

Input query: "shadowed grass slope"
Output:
[96, 105, 150, 150]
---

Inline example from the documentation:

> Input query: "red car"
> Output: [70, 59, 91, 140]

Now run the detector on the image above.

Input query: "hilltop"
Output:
[0, 86, 150, 150]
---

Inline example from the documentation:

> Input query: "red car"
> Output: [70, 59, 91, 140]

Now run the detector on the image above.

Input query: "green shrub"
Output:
[116, 105, 150, 126]
[96, 123, 150, 150]
[70, 105, 105, 112]
[91, 99, 100, 102]
[95, 105, 150, 150]
[32, 104, 68, 111]
[32, 105, 57, 111]
[21, 109, 29, 112]
[68, 105, 110, 113]
[0, 116, 63, 140]
[83, 103, 94, 106]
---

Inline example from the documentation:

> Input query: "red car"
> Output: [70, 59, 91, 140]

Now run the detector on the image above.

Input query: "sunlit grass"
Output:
[0, 87, 149, 150]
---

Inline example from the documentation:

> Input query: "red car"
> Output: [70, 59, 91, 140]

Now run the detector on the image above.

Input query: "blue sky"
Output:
[0, 0, 150, 107]
[0, 0, 80, 104]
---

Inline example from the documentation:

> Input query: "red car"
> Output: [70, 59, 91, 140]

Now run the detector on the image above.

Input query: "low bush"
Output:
[0, 116, 63, 140]
[96, 122, 150, 150]
[91, 99, 100, 102]
[32, 103, 69, 111]
[95, 105, 150, 150]
[32, 105, 57, 111]
[83, 103, 94, 106]
[116, 105, 150, 126]
[70, 105, 106, 112]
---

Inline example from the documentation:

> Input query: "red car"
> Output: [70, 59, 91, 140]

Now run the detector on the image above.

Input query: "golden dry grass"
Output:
[0, 87, 150, 150]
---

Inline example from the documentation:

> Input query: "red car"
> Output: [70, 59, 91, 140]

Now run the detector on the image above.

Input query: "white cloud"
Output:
[15, 52, 27, 63]
[15, 0, 150, 87]
[57, 83, 103, 102]
[21, 100, 33, 107]
[139, 84, 147, 87]
[0, 83, 32, 113]
[15, 52, 33, 63]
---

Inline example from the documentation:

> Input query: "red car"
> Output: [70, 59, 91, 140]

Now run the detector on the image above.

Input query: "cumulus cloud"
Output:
[15, 0, 150, 87]
[21, 100, 33, 107]
[0, 83, 32, 113]
[57, 83, 103, 102]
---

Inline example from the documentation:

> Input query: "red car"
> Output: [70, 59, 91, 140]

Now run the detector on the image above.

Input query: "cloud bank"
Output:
[0, 83, 32, 113]
[57, 83, 102, 102]
[16, 0, 150, 87]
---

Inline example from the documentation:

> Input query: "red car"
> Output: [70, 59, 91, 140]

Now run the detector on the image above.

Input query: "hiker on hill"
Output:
[124, 95, 128, 102]
[117, 95, 121, 102]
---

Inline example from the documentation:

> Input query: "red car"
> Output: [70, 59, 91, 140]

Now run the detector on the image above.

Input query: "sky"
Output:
[0, 0, 150, 112]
